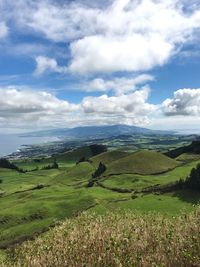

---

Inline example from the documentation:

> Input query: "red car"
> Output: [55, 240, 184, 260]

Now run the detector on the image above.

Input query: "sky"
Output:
[1, 0, 200, 133]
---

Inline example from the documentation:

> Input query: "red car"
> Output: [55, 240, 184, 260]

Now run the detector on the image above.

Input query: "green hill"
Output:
[52, 162, 95, 186]
[105, 150, 179, 175]
[14, 145, 106, 170]
[55, 144, 106, 163]
[90, 150, 129, 167]
[176, 153, 200, 163]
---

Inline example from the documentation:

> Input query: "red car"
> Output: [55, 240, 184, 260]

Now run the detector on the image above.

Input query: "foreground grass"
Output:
[3, 207, 200, 267]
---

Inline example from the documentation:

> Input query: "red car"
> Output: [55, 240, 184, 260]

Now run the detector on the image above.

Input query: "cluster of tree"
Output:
[165, 140, 200, 158]
[87, 162, 106, 187]
[0, 158, 24, 172]
[144, 163, 200, 194]
[41, 160, 59, 170]
[185, 163, 200, 191]
[90, 145, 107, 157]
[92, 162, 106, 179]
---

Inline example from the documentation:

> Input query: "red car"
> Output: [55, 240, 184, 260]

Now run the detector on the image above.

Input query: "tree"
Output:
[87, 162, 106, 187]
[0, 158, 24, 172]
[185, 163, 200, 190]
[92, 162, 106, 179]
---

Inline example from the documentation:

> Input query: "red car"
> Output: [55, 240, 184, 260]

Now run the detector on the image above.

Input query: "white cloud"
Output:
[0, 21, 8, 39]
[163, 88, 200, 116]
[0, 87, 79, 128]
[1, 85, 200, 132]
[67, 0, 200, 74]
[69, 34, 174, 74]
[3, 0, 200, 74]
[82, 87, 156, 118]
[86, 74, 154, 95]
[0, 86, 158, 130]
[8, 0, 100, 42]
[34, 56, 67, 76]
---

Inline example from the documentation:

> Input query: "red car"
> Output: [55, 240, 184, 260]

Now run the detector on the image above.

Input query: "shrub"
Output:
[4, 208, 200, 267]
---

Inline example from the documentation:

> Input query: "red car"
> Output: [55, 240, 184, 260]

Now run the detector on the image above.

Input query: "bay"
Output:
[0, 134, 58, 157]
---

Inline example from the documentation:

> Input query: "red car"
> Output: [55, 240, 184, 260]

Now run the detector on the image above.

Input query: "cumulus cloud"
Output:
[0, 86, 158, 129]
[86, 74, 154, 95]
[67, 0, 200, 74]
[0, 21, 8, 39]
[0, 87, 79, 127]
[2, 0, 200, 74]
[82, 88, 156, 118]
[163, 88, 200, 116]
[34, 56, 67, 76]
[69, 34, 174, 74]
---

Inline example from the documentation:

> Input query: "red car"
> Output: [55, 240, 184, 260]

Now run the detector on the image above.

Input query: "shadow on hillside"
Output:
[171, 189, 200, 204]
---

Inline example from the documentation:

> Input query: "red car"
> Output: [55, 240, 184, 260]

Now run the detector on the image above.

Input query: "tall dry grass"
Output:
[3, 208, 200, 267]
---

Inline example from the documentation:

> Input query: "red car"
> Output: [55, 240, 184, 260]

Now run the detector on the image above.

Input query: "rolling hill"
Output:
[90, 150, 130, 167]
[50, 144, 107, 163]
[53, 162, 95, 186]
[105, 150, 180, 175]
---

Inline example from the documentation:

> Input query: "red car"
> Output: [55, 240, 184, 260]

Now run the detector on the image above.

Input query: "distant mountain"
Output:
[22, 125, 174, 139]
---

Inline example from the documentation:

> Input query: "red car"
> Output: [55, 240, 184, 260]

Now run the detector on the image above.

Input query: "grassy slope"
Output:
[0, 161, 128, 248]
[105, 150, 179, 175]
[90, 150, 129, 167]
[176, 153, 200, 163]
[14, 146, 97, 170]
[3, 208, 200, 267]
[102, 158, 200, 190]
[103, 190, 200, 214]
[55, 146, 94, 162]
[1, 150, 200, 250]
[0, 166, 96, 248]
[52, 162, 95, 186]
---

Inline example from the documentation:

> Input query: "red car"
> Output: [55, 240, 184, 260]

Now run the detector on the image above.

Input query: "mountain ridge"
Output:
[22, 124, 175, 139]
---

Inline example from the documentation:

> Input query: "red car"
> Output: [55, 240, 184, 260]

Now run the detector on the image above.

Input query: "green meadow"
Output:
[0, 146, 200, 255]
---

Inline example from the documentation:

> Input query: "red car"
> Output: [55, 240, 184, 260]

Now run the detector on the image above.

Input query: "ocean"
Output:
[0, 134, 58, 157]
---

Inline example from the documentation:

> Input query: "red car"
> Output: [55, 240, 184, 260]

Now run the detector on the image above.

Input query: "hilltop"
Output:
[90, 150, 129, 167]
[105, 150, 179, 175]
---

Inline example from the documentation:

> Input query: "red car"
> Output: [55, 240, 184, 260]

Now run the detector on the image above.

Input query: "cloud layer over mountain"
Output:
[0, 0, 200, 132]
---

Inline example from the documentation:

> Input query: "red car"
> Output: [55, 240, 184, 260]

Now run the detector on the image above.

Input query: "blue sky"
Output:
[0, 0, 200, 133]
